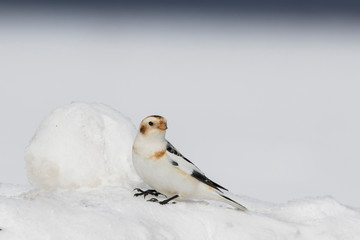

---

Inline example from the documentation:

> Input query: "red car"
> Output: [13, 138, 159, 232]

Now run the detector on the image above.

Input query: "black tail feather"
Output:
[220, 194, 247, 211]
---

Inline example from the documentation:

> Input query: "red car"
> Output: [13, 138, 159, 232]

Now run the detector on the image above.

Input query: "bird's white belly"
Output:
[132, 153, 199, 198]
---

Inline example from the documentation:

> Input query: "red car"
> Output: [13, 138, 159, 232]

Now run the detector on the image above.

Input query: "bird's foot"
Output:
[159, 195, 179, 205]
[133, 188, 165, 198]
[147, 197, 177, 204]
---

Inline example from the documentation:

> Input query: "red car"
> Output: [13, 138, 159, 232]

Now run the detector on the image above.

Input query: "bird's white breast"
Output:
[132, 133, 216, 199]
[132, 134, 174, 193]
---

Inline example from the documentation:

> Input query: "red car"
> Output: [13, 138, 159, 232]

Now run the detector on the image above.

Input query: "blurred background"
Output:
[1, 1, 359, 207]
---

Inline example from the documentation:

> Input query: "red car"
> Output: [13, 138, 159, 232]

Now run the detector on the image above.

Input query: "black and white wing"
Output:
[166, 140, 228, 193]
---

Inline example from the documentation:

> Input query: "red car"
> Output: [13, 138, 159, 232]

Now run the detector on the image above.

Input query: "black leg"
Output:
[133, 188, 165, 198]
[159, 195, 179, 205]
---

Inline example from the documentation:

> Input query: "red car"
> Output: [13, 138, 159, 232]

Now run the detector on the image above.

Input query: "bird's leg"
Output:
[159, 195, 179, 205]
[133, 188, 165, 198]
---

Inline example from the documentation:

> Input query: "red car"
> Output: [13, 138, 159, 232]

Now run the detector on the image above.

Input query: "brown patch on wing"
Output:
[175, 169, 196, 182]
[149, 149, 166, 161]
[177, 168, 187, 175]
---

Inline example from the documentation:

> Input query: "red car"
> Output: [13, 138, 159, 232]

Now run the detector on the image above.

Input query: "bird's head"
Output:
[139, 115, 168, 137]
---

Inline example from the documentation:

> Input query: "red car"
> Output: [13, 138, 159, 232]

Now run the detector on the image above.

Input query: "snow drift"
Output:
[1, 102, 357, 239]
[0, 184, 360, 240]
[25, 103, 140, 190]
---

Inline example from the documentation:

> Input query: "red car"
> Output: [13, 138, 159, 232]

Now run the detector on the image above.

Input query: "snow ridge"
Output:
[0, 185, 359, 240]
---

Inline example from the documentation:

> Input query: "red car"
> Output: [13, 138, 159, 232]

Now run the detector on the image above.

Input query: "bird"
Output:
[132, 115, 247, 211]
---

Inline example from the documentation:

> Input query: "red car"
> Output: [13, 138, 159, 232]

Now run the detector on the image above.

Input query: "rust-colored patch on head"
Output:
[139, 115, 168, 134]
[149, 149, 166, 161]
[140, 124, 147, 134]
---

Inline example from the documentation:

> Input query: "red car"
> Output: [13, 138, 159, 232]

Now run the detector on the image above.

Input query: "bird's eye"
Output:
[148, 121, 154, 126]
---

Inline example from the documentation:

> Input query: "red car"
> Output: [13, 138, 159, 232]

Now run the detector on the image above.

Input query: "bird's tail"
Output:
[218, 194, 247, 211]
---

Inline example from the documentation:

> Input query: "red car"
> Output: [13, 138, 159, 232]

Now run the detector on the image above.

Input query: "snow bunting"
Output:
[132, 115, 247, 211]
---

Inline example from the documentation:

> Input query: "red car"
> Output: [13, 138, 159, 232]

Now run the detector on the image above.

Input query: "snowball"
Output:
[25, 103, 140, 190]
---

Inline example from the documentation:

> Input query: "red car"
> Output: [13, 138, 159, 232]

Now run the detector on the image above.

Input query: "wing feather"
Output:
[166, 140, 228, 192]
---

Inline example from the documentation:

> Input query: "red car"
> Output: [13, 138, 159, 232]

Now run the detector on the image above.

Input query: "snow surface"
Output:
[0, 102, 358, 239]
[1, 184, 360, 240]
[25, 103, 140, 190]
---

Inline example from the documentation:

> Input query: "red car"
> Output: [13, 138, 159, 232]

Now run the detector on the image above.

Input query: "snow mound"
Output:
[25, 103, 140, 190]
[16, 103, 360, 239]
[0, 185, 359, 240]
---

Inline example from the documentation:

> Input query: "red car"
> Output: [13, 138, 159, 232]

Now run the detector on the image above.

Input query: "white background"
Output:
[1, 11, 359, 207]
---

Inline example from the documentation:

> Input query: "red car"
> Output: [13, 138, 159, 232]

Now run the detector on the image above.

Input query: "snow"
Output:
[25, 103, 140, 190]
[0, 102, 358, 239]
[0, 185, 360, 240]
